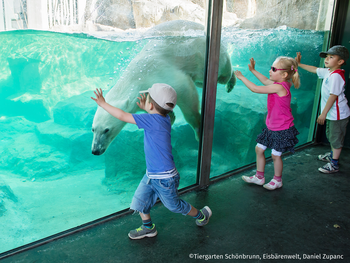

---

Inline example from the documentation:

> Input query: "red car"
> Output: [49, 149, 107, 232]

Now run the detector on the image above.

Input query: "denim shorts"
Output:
[130, 174, 191, 215]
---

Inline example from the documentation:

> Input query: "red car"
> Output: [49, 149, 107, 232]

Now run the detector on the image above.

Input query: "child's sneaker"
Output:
[196, 206, 212, 226]
[242, 175, 265, 185]
[263, 179, 283, 190]
[318, 162, 339, 174]
[318, 152, 332, 162]
[128, 224, 157, 239]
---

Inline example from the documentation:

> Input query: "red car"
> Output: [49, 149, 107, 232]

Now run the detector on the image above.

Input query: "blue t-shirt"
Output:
[132, 113, 177, 178]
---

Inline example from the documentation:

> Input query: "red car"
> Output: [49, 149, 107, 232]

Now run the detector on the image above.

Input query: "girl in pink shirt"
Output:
[234, 56, 300, 190]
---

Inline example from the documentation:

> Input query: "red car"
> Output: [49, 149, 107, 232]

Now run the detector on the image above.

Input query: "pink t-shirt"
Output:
[266, 81, 294, 131]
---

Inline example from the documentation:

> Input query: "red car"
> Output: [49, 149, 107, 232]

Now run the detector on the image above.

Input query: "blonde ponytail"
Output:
[276, 56, 300, 89]
[292, 70, 300, 89]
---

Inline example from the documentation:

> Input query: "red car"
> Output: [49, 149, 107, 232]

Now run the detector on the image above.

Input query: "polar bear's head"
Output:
[91, 107, 126, 155]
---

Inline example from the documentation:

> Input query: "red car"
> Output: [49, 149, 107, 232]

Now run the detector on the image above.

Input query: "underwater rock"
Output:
[0, 132, 70, 178]
[292, 90, 316, 129]
[0, 55, 48, 122]
[52, 91, 97, 128]
[0, 200, 5, 217]
[171, 123, 200, 171]
[35, 120, 103, 169]
[0, 117, 35, 175]
[1, 92, 50, 122]
[212, 94, 267, 170]
[7, 56, 42, 94]
[0, 116, 36, 135]
[0, 180, 18, 217]
[0, 183, 18, 203]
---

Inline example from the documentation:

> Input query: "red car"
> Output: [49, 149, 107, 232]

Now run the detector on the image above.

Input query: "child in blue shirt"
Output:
[91, 83, 212, 239]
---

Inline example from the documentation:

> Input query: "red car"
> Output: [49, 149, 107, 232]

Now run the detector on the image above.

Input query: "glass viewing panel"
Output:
[210, 0, 335, 178]
[0, 0, 208, 254]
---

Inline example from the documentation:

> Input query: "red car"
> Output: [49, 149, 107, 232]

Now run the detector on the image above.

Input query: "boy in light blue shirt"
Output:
[91, 83, 212, 239]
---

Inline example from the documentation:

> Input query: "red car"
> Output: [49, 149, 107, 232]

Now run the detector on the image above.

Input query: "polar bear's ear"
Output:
[168, 111, 176, 125]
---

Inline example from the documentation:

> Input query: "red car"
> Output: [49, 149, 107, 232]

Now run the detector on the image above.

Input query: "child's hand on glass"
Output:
[91, 88, 106, 106]
[248, 58, 256, 71]
[137, 93, 147, 110]
[295, 52, 302, 64]
[234, 70, 244, 80]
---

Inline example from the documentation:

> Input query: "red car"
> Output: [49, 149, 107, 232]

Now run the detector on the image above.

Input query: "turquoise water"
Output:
[0, 27, 326, 253]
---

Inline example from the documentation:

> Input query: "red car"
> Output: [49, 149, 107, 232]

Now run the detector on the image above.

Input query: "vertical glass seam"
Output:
[196, 0, 212, 185]
[198, 0, 224, 187]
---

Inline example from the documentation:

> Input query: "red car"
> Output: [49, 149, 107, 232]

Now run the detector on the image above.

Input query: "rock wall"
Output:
[84, 0, 136, 30]
[238, 0, 332, 30]
[82, 0, 331, 31]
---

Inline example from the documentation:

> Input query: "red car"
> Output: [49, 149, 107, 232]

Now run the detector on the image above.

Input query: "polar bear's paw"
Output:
[226, 72, 236, 93]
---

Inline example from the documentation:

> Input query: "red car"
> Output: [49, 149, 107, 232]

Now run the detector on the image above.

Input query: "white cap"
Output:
[139, 83, 177, 111]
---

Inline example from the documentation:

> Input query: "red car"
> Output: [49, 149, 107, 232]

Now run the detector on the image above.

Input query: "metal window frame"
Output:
[197, 0, 224, 187]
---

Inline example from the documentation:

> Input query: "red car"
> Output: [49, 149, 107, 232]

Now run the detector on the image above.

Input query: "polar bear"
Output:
[92, 20, 235, 155]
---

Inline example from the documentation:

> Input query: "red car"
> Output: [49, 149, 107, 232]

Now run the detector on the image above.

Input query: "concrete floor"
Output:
[1, 144, 349, 263]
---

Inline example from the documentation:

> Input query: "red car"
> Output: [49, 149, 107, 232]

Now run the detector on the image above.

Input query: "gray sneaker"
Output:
[196, 206, 212, 226]
[318, 162, 339, 174]
[128, 224, 157, 240]
[318, 152, 332, 162]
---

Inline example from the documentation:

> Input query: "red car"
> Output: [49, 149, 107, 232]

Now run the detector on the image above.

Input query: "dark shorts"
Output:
[326, 117, 349, 149]
[256, 125, 299, 153]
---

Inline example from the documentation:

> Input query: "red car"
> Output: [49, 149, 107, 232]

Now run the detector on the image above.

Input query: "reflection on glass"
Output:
[211, 0, 335, 178]
[0, 0, 211, 254]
